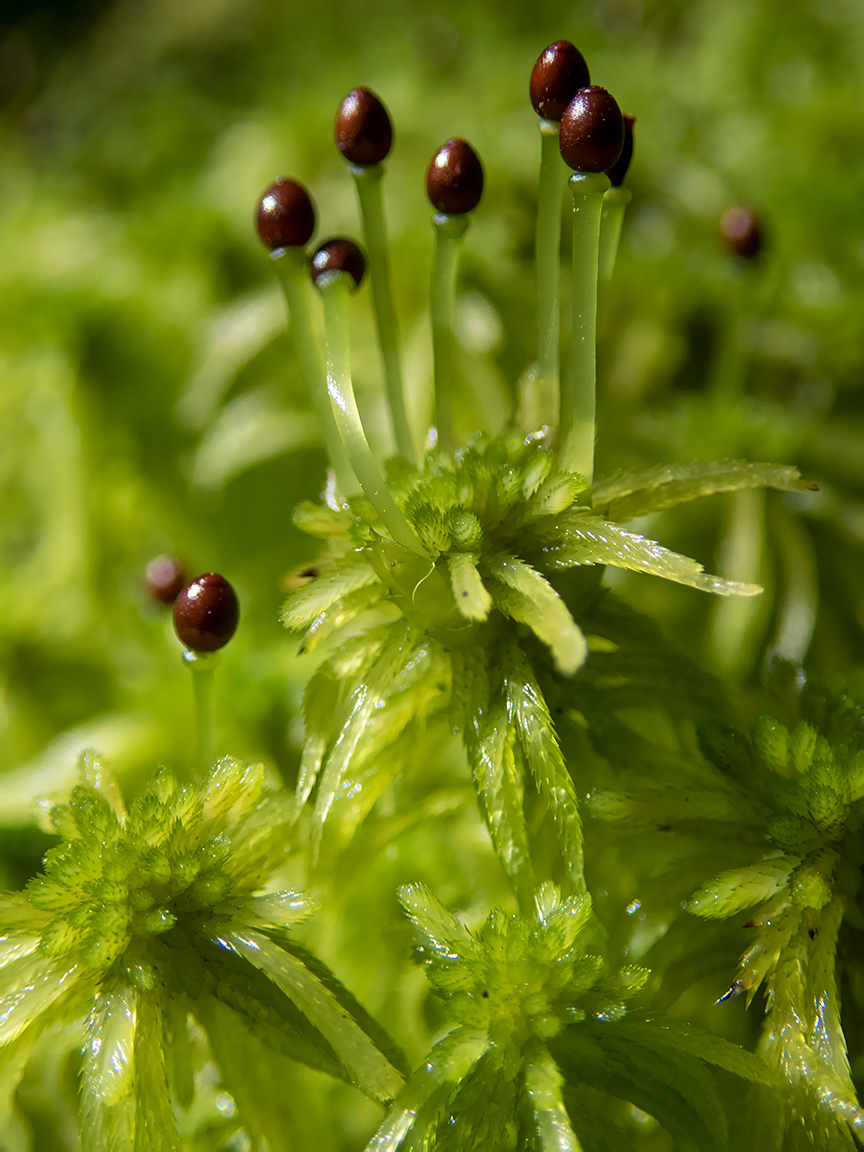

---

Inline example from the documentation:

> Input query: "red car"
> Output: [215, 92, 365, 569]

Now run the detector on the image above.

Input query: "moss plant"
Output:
[2, 26, 864, 1152]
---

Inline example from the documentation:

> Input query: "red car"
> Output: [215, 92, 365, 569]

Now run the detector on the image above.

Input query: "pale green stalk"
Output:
[558, 172, 609, 483]
[349, 163, 416, 463]
[271, 248, 355, 496]
[598, 185, 632, 283]
[431, 212, 470, 453]
[535, 120, 568, 428]
[183, 649, 220, 771]
[708, 487, 768, 677]
[316, 272, 426, 556]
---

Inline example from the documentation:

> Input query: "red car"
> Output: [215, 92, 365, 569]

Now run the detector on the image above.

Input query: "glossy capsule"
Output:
[256, 178, 316, 249]
[426, 138, 484, 215]
[606, 114, 635, 187]
[145, 555, 186, 605]
[173, 573, 240, 652]
[310, 238, 366, 289]
[529, 40, 590, 122]
[559, 86, 625, 174]
[335, 88, 393, 166]
[721, 206, 763, 260]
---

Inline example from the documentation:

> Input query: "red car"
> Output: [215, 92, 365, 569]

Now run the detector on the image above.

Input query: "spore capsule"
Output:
[335, 88, 393, 166]
[256, 178, 316, 250]
[310, 238, 366, 289]
[426, 138, 484, 215]
[173, 573, 240, 652]
[529, 40, 590, 122]
[559, 86, 625, 174]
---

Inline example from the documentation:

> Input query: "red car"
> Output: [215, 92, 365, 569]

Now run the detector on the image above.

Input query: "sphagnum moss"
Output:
[3, 31, 857, 1152]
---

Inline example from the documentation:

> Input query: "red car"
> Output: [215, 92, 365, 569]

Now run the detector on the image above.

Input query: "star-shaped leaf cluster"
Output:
[367, 882, 773, 1151]
[283, 434, 806, 892]
[0, 755, 406, 1149]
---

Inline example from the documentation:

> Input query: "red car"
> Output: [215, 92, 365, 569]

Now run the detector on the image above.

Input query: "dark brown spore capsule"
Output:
[145, 555, 186, 605]
[559, 86, 625, 174]
[426, 138, 484, 215]
[529, 40, 590, 121]
[606, 114, 635, 187]
[256, 178, 316, 250]
[335, 88, 393, 166]
[721, 206, 763, 260]
[310, 238, 366, 289]
[173, 573, 240, 653]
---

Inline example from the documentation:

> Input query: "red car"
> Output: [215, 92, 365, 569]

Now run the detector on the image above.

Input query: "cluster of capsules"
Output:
[140, 41, 765, 757]
[252, 39, 635, 502]
[138, 44, 635, 750]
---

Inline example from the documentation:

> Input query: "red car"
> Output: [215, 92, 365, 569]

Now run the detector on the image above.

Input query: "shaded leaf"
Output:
[213, 928, 406, 1103]
[593, 461, 808, 523]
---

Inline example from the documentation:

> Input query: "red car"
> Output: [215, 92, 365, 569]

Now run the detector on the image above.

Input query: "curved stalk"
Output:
[316, 272, 426, 556]
[350, 163, 416, 464]
[271, 248, 355, 496]
[599, 185, 632, 283]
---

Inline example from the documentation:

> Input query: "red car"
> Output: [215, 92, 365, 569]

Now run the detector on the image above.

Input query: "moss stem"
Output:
[316, 272, 426, 555]
[271, 248, 356, 496]
[350, 163, 416, 464]
[558, 171, 609, 484]
[431, 212, 470, 453]
[598, 185, 631, 283]
[535, 120, 567, 429]
[184, 650, 220, 772]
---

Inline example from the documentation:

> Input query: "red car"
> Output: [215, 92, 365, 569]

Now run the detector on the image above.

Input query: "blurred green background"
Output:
[1, 0, 863, 883]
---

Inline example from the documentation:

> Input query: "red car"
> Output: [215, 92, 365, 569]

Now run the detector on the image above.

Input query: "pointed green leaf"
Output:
[526, 473, 587, 520]
[463, 694, 536, 908]
[365, 1029, 489, 1151]
[215, 928, 405, 1103]
[609, 1014, 778, 1084]
[311, 622, 415, 854]
[280, 560, 380, 631]
[398, 883, 475, 962]
[688, 858, 795, 919]
[549, 515, 762, 596]
[80, 983, 138, 1152]
[296, 666, 340, 807]
[486, 554, 588, 675]
[524, 1046, 582, 1151]
[448, 552, 492, 621]
[593, 461, 809, 523]
[0, 953, 82, 1045]
[198, 996, 334, 1152]
[550, 1021, 728, 1152]
[292, 500, 353, 538]
[132, 993, 181, 1152]
[502, 645, 583, 890]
